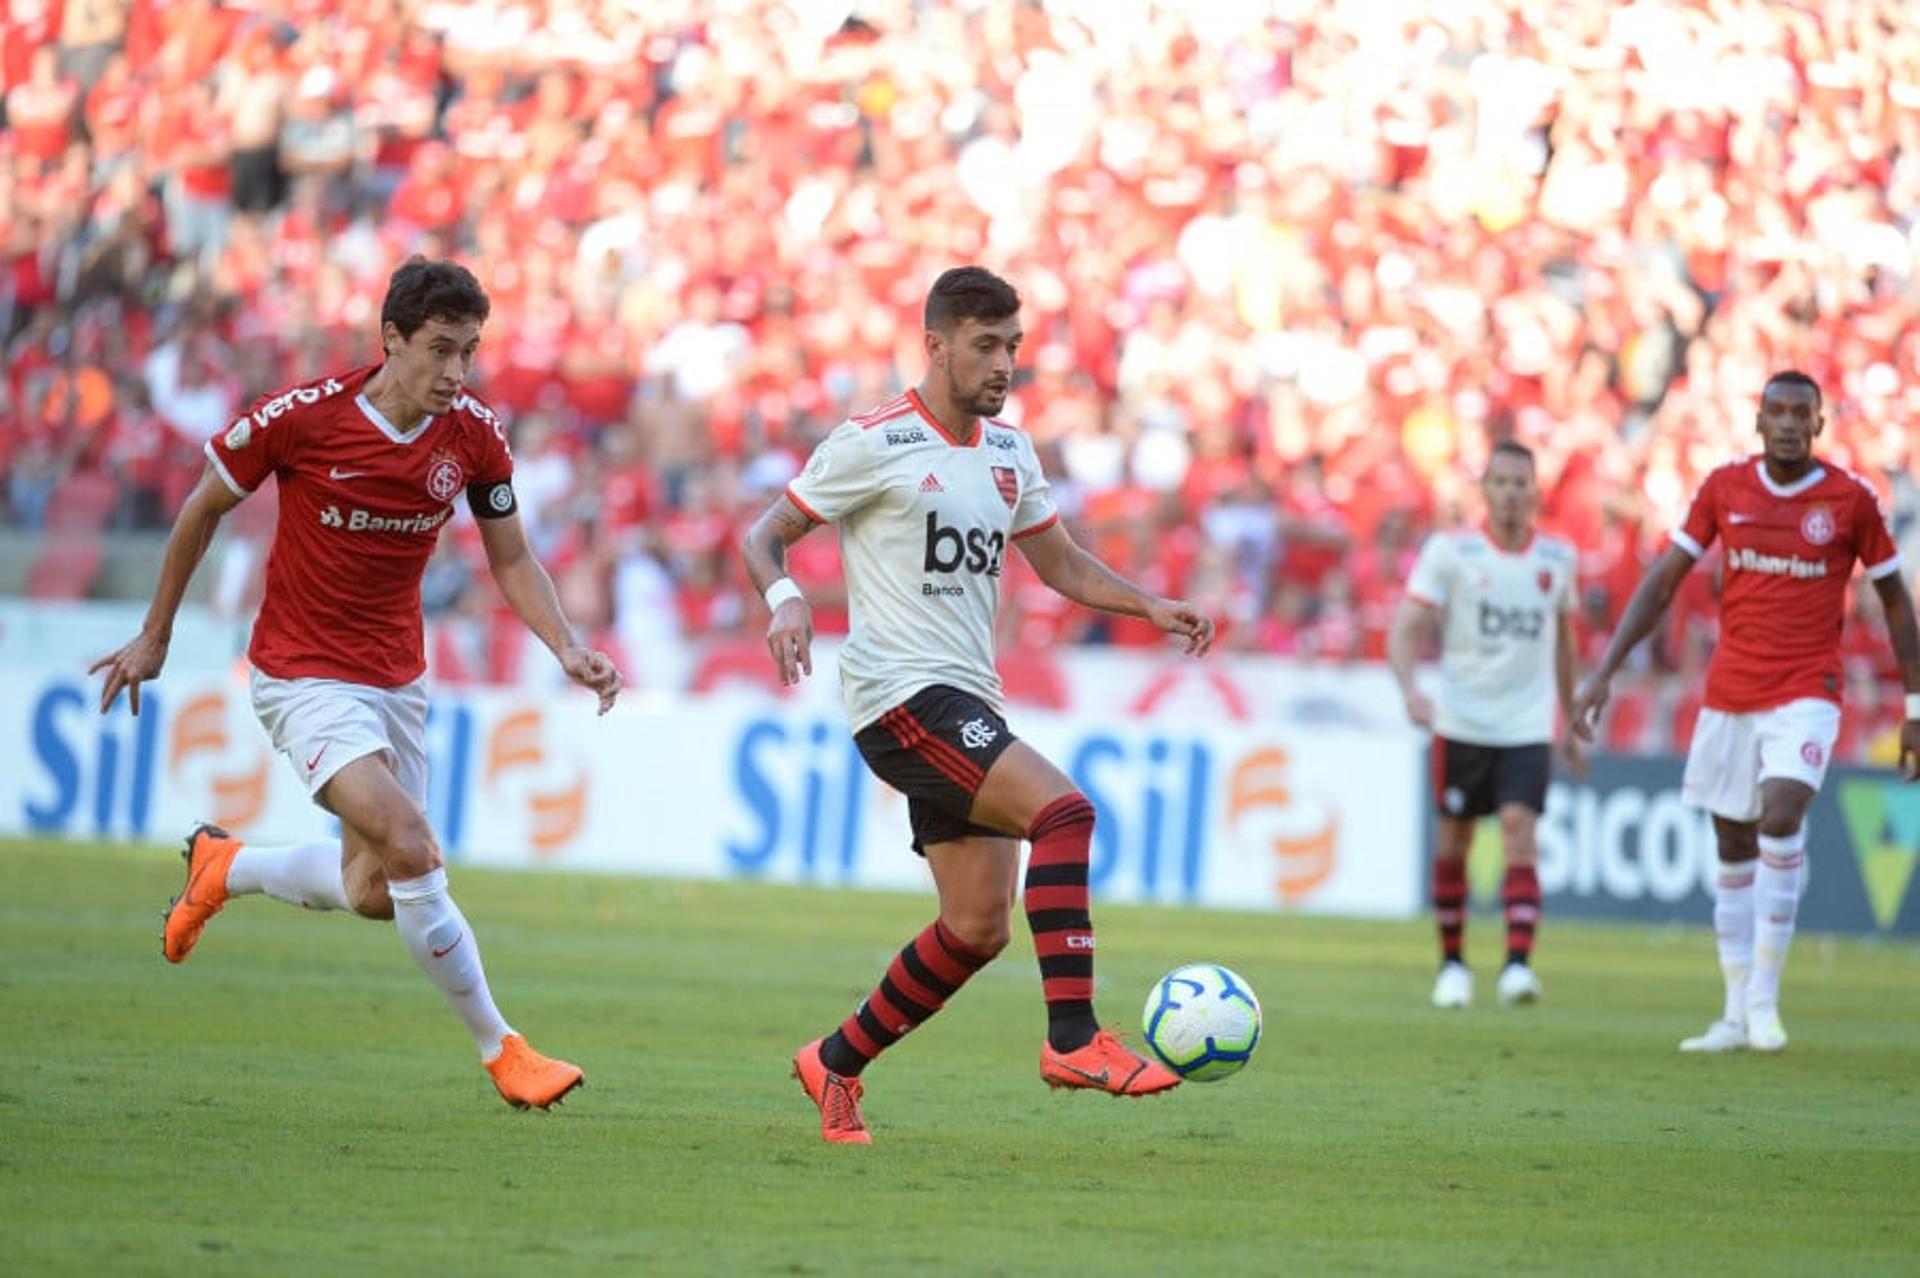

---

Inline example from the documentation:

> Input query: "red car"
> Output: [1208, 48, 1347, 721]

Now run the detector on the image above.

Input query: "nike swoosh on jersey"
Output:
[329, 467, 367, 480]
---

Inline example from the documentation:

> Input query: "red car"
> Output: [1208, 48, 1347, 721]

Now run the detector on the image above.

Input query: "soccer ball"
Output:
[1141, 963, 1261, 1082]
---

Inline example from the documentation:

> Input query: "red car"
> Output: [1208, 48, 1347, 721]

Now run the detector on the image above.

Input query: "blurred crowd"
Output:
[3, 0, 1919, 759]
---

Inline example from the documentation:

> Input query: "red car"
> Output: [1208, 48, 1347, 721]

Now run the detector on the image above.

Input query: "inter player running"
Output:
[741, 267, 1215, 1144]
[1389, 441, 1582, 1011]
[90, 258, 622, 1107]
[1573, 371, 1920, 1053]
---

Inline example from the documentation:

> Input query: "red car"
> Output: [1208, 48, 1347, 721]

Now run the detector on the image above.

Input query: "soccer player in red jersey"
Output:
[90, 258, 622, 1108]
[741, 267, 1215, 1144]
[1573, 371, 1920, 1053]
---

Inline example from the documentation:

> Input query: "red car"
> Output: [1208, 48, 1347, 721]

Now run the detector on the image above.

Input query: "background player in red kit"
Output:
[90, 258, 622, 1108]
[1573, 371, 1920, 1054]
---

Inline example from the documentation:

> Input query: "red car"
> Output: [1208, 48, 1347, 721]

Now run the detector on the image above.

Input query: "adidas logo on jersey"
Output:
[920, 474, 944, 493]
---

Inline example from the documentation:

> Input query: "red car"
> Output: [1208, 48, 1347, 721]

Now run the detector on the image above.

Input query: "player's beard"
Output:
[958, 380, 1009, 419]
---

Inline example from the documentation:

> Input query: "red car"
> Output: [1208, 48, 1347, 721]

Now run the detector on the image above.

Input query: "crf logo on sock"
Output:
[1065, 935, 1095, 949]
[486, 707, 588, 855]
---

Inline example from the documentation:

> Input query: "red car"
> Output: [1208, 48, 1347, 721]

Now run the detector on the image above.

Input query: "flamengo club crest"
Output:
[992, 466, 1018, 509]
[426, 456, 465, 502]
[1536, 569, 1553, 594]
[1800, 505, 1835, 547]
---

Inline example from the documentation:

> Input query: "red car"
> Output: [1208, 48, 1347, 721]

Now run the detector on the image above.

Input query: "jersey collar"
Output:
[1753, 457, 1826, 498]
[356, 392, 436, 445]
[1478, 524, 1536, 556]
[908, 389, 983, 449]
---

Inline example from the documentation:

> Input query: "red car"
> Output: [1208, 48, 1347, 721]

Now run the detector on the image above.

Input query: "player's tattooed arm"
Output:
[742, 496, 821, 686]
[740, 496, 818, 592]
[1869, 570, 1920, 780]
[1573, 544, 1696, 739]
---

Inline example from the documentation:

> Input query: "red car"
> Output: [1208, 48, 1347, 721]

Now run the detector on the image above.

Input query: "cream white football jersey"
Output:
[1405, 528, 1576, 746]
[786, 390, 1058, 731]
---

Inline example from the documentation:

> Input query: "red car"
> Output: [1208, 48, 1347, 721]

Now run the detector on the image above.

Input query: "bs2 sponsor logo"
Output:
[923, 512, 1005, 576]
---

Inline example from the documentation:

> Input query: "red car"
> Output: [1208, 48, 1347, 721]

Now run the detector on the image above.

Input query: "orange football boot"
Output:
[162, 823, 242, 964]
[791, 1038, 871, 1145]
[1040, 1027, 1182, 1096]
[485, 1034, 584, 1110]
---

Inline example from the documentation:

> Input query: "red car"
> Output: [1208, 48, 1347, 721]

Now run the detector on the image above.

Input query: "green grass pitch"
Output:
[1, 838, 1914, 1276]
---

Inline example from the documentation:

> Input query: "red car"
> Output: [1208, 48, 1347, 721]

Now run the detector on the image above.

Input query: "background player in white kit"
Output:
[1389, 441, 1583, 1011]
[89, 258, 622, 1108]
[740, 267, 1215, 1145]
[1575, 371, 1920, 1053]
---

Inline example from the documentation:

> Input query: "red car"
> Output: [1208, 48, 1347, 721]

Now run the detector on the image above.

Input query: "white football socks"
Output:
[388, 867, 514, 1060]
[226, 840, 351, 912]
[1748, 831, 1807, 1013]
[1712, 861, 1756, 1025]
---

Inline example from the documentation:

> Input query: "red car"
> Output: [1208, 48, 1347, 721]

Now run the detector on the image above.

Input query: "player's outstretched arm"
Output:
[741, 496, 821, 686]
[89, 463, 244, 715]
[1571, 544, 1695, 741]
[475, 510, 622, 714]
[1385, 597, 1440, 728]
[1868, 570, 1920, 781]
[1014, 521, 1213, 655]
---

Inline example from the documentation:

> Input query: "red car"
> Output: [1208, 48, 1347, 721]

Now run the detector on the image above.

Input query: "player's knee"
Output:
[945, 911, 1011, 959]
[361, 809, 441, 879]
[349, 875, 394, 920]
[1027, 790, 1095, 841]
[1756, 803, 1807, 840]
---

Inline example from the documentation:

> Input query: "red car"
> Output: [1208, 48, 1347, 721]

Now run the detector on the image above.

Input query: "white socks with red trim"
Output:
[388, 867, 512, 1060]
[1748, 832, 1806, 1014]
[227, 840, 351, 912]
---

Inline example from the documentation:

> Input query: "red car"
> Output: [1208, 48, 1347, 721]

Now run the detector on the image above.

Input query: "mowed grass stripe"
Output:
[0, 838, 1913, 1276]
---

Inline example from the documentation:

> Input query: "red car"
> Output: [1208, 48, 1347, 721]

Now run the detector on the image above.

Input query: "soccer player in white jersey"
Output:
[1389, 441, 1583, 1011]
[740, 266, 1216, 1145]
[89, 258, 623, 1108]
[1575, 371, 1920, 1053]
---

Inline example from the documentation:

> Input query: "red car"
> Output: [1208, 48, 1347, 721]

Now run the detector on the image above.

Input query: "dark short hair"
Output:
[381, 257, 491, 339]
[1488, 439, 1536, 472]
[1762, 369, 1822, 408]
[924, 266, 1020, 332]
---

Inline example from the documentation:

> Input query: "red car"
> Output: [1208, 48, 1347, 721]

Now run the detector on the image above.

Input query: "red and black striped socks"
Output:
[1434, 856, 1467, 964]
[1503, 863, 1540, 966]
[1025, 793, 1099, 1052]
[818, 919, 988, 1077]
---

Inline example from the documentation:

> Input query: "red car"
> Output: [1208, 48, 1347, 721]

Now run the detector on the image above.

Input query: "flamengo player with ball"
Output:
[90, 258, 623, 1108]
[1574, 371, 1920, 1054]
[742, 267, 1216, 1144]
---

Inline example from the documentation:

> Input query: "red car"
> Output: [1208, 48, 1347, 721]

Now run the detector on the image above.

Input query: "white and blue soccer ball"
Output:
[1141, 963, 1261, 1082]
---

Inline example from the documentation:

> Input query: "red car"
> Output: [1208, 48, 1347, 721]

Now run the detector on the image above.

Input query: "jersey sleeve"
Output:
[1854, 483, 1903, 579]
[786, 420, 879, 524]
[466, 397, 514, 485]
[1404, 534, 1452, 608]
[1673, 472, 1719, 559]
[1556, 543, 1578, 615]
[204, 395, 290, 496]
[1010, 435, 1058, 540]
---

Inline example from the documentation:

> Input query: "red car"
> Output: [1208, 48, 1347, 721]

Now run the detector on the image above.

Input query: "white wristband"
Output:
[764, 577, 805, 611]
[1906, 693, 1920, 721]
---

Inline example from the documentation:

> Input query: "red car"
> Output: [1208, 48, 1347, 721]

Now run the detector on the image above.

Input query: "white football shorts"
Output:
[250, 669, 430, 808]
[1680, 697, 1840, 823]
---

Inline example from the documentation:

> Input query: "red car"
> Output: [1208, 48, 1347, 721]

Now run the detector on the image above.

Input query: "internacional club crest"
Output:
[427, 457, 465, 502]
[1800, 505, 1835, 547]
